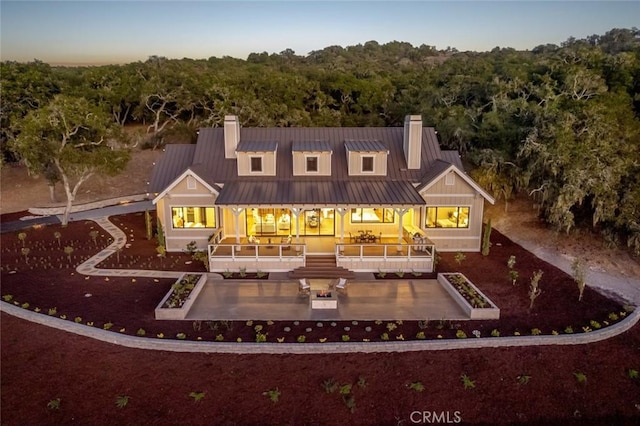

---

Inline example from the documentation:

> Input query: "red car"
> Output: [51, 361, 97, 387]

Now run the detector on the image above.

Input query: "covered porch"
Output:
[207, 232, 435, 273]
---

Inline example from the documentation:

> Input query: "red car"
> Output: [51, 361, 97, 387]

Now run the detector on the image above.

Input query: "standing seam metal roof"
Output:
[149, 125, 472, 205]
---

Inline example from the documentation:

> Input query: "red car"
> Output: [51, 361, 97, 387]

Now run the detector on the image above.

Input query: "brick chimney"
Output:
[224, 115, 240, 159]
[403, 115, 422, 169]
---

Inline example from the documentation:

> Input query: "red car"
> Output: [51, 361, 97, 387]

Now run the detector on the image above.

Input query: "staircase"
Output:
[289, 255, 355, 279]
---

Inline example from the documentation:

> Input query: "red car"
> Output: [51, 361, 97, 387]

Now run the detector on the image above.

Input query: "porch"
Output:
[207, 233, 435, 273]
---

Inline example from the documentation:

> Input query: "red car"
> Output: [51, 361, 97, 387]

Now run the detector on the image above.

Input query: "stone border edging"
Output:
[1, 302, 637, 354]
[28, 194, 148, 216]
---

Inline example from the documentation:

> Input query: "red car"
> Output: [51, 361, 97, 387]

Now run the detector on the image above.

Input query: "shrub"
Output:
[115, 395, 130, 408]
[47, 398, 61, 410]
[408, 381, 425, 392]
[461, 374, 476, 389]
[572, 258, 587, 302]
[263, 388, 280, 403]
[322, 379, 338, 394]
[456, 330, 467, 339]
[454, 252, 466, 265]
[491, 329, 500, 337]
[189, 391, 205, 402]
[416, 331, 426, 339]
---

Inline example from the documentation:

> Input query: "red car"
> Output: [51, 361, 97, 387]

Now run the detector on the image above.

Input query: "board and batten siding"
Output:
[347, 151, 387, 176]
[237, 151, 277, 176]
[159, 175, 219, 252]
[292, 151, 332, 176]
[420, 171, 487, 252]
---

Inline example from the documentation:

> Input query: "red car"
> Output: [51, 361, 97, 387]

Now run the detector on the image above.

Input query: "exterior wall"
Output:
[347, 151, 387, 176]
[292, 151, 332, 176]
[420, 174, 486, 252]
[159, 175, 219, 252]
[237, 151, 277, 176]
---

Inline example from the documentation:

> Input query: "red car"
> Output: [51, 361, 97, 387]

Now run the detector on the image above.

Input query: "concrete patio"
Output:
[185, 278, 468, 321]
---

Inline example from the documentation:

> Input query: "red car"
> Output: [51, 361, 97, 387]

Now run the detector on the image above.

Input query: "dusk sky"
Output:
[1, 1, 638, 65]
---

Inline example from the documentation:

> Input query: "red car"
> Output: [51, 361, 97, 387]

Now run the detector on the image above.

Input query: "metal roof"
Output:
[148, 144, 196, 193]
[236, 140, 278, 152]
[291, 140, 332, 152]
[215, 180, 426, 206]
[149, 124, 482, 206]
[344, 140, 388, 152]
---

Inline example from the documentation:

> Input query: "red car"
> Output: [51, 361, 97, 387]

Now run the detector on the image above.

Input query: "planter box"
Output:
[155, 273, 207, 320]
[310, 291, 338, 310]
[437, 273, 500, 320]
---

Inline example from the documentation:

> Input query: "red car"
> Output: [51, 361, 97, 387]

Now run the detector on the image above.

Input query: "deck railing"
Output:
[335, 243, 435, 273]
[207, 243, 306, 272]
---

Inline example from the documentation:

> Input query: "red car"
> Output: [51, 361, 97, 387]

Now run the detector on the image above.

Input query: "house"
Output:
[148, 115, 494, 273]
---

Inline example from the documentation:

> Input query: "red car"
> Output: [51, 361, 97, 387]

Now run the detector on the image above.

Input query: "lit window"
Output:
[250, 157, 262, 172]
[171, 207, 216, 228]
[425, 207, 470, 228]
[350, 208, 395, 223]
[306, 156, 318, 172]
[362, 156, 374, 172]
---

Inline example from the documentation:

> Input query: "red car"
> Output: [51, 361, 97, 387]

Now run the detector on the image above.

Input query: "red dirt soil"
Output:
[1, 213, 639, 424]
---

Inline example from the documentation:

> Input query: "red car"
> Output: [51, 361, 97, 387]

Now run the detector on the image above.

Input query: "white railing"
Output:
[207, 243, 307, 272]
[335, 243, 435, 273]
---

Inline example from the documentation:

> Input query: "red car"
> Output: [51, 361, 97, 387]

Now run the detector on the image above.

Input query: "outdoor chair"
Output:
[299, 278, 311, 295]
[335, 277, 347, 294]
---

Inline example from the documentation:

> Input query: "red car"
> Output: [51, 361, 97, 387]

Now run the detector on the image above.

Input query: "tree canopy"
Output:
[2, 28, 639, 253]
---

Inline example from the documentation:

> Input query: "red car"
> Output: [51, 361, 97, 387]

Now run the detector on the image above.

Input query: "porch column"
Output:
[231, 207, 244, 250]
[336, 208, 348, 243]
[394, 208, 410, 251]
[291, 207, 304, 252]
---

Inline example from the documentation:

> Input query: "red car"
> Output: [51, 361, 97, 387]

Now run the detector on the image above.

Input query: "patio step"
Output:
[304, 255, 337, 267]
[288, 267, 355, 279]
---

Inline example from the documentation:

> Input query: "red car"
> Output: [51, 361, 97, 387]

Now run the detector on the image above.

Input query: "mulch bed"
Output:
[1, 212, 639, 424]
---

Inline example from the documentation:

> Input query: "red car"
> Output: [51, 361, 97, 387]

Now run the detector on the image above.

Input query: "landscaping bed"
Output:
[2, 212, 639, 424]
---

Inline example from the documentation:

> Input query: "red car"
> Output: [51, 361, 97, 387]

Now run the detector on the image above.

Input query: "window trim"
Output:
[171, 206, 217, 229]
[350, 208, 395, 224]
[425, 206, 470, 229]
[305, 155, 319, 173]
[361, 155, 374, 173]
[250, 156, 263, 173]
[186, 176, 197, 190]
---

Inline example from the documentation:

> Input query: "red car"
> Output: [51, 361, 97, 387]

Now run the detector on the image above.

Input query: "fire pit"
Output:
[310, 289, 338, 309]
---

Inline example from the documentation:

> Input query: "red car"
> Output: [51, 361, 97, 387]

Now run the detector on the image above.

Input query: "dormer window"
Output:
[344, 140, 388, 176]
[362, 156, 374, 173]
[250, 157, 263, 173]
[292, 141, 332, 176]
[306, 156, 319, 173]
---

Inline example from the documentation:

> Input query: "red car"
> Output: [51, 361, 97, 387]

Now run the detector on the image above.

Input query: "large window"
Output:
[247, 208, 335, 236]
[362, 156, 374, 172]
[351, 208, 395, 223]
[250, 157, 262, 172]
[171, 207, 216, 228]
[306, 156, 318, 172]
[425, 207, 470, 228]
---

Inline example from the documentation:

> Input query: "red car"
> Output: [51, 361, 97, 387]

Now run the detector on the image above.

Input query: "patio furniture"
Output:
[281, 235, 292, 250]
[299, 278, 311, 295]
[336, 277, 347, 293]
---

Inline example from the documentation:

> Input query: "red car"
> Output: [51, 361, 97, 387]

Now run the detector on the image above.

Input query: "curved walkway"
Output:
[76, 217, 182, 279]
[1, 211, 639, 353]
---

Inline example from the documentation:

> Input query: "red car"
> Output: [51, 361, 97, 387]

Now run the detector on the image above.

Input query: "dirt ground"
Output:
[2, 151, 640, 424]
[0, 148, 162, 215]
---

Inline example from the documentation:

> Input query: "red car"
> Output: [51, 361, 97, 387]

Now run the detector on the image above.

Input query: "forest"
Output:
[1, 28, 639, 253]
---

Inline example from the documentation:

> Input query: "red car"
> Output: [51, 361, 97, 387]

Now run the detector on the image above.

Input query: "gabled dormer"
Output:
[236, 140, 278, 176]
[344, 140, 388, 176]
[292, 141, 332, 176]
